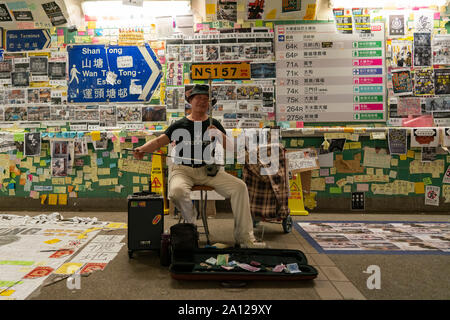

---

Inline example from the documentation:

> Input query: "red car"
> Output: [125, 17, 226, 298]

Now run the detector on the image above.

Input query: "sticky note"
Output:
[133, 176, 140, 184]
[44, 239, 61, 244]
[54, 263, 83, 275]
[356, 184, 369, 192]
[389, 171, 397, 179]
[400, 155, 407, 160]
[206, 3, 216, 14]
[407, 150, 415, 158]
[97, 158, 104, 165]
[48, 194, 58, 205]
[91, 131, 101, 141]
[266, 9, 277, 19]
[423, 177, 432, 185]
[329, 187, 342, 194]
[14, 133, 24, 142]
[58, 194, 68, 205]
[0, 290, 15, 296]
[303, 4, 317, 20]
[120, 137, 126, 143]
[40, 194, 47, 204]
[131, 136, 139, 143]
[415, 182, 425, 194]
[391, 159, 398, 166]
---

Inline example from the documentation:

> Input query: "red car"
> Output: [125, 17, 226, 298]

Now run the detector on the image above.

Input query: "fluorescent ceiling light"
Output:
[82, 1, 191, 20]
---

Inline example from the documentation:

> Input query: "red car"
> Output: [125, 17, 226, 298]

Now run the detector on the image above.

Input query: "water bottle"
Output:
[160, 230, 171, 267]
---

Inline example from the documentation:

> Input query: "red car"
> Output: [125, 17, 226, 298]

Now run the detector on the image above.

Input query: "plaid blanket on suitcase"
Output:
[243, 144, 290, 220]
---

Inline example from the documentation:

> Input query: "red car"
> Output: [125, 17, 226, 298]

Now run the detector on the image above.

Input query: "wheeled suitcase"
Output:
[169, 248, 318, 281]
[127, 192, 164, 258]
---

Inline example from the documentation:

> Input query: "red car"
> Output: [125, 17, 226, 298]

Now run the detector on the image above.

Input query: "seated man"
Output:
[133, 84, 264, 248]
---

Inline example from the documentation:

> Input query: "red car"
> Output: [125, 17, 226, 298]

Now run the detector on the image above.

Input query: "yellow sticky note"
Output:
[54, 263, 83, 275]
[391, 158, 399, 166]
[48, 194, 58, 205]
[87, 21, 96, 29]
[133, 186, 140, 193]
[44, 238, 61, 244]
[415, 182, 425, 194]
[303, 4, 317, 20]
[400, 155, 407, 161]
[141, 177, 148, 184]
[266, 9, 277, 19]
[40, 194, 47, 205]
[0, 290, 15, 296]
[91, 131, 101, 141]
[58, 194, 68, 205]
[40, 160, 46, 166]
[133, 176, 140, 184]
[206, 3, 216, 15]
[407, 150, 415, 158]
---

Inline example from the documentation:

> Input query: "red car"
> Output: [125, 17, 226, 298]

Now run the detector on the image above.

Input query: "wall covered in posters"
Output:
[1, 0, 450, 212]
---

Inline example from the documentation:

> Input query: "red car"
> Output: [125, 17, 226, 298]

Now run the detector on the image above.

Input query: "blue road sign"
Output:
[68, 44, 163, 103]
[6, 29, 51, 52]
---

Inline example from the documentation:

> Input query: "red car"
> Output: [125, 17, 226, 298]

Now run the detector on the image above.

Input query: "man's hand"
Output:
[133, 147, 145, 160]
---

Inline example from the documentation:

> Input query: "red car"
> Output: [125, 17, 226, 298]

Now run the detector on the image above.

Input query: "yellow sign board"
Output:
[191, 63, 251, 80]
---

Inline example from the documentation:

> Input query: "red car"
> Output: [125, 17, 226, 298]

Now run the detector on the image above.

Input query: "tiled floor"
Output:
[4, 211, 449, 300]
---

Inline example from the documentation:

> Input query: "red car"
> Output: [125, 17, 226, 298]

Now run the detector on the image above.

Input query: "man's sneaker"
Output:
[239, 240, 266, 249]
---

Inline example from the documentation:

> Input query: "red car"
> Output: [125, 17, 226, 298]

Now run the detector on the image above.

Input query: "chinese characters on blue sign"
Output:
[6, 29, 51, 52]
[68, 44, 162, 103]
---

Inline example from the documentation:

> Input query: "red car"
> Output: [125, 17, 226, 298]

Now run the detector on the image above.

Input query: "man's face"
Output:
[190, 94, 209, 113]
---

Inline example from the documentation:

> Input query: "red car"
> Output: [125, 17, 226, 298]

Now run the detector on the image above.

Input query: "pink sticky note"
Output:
[120, 137, 126, 143]
[325, 176, 335, 184]
[27, 174, 33, 181]
[87, 29, 94, 36]
[92, 37, 100, 44]
[131, 136, 139, 143]
[111, 136, 117, 142]
[57, 28, 64, 36]
[357, 184, 369, 192]
[296, 121, 304, 128]
[434, 12, 440, 20]
[402, 115, 434, 127]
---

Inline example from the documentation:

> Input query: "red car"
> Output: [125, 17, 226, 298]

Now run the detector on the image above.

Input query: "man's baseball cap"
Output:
[185, 84, 209, 102]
